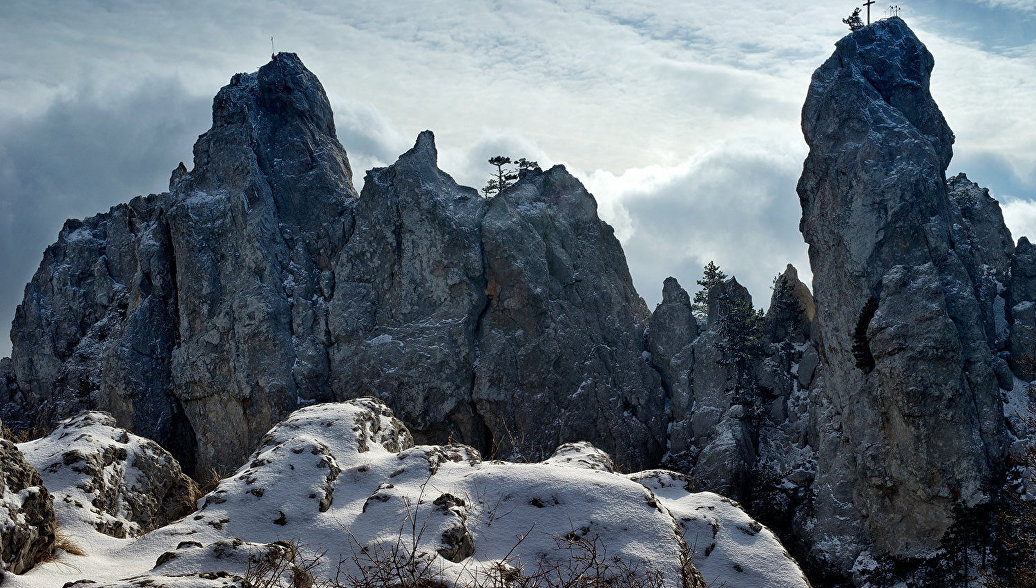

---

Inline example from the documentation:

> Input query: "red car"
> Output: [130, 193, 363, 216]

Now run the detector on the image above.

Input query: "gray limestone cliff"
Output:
[2, 54, 665, 476]
[476, 166, 667, 467]
[796, 17, 1011, 582]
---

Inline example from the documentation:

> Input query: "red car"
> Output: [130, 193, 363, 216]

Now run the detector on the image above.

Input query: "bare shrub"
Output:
[339, 476, 446, 587]
[336, 514, 699, 587]
[0, 423, 45, 443]
[244, 540, 326, 588]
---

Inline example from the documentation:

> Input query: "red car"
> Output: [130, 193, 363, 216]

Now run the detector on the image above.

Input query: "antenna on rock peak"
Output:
[271, 36, 276, 61]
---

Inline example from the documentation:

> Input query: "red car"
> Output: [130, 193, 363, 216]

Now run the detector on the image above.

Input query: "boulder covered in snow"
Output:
[19, 411, 199, 539]
[0, 429, 55, 576]
[637, 470, 812, 588]
[10, 399, 808, 588]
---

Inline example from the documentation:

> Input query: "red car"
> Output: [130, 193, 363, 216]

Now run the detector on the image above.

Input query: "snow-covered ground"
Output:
[8, 399, 809, 587]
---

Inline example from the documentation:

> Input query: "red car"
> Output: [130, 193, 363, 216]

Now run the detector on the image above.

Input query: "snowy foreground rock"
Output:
[9, 400, 809, 587]
[18, 411, 198, 539]
[0, 426, 55, 578]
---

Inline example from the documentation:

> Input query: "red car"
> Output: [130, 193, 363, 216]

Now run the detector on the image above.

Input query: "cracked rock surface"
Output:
[19, 411, 198, 539]
[0, 425, 55, 576]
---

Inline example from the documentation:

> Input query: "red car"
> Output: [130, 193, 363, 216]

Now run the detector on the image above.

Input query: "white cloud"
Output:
[1002, 197, 1036, 242]
[577, 137, 812, 309]
[973, 0, 1036, 12]
[0, 81, 210, 357]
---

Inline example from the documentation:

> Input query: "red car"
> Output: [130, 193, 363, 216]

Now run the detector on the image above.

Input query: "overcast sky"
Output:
[1, 1, 1034, 357]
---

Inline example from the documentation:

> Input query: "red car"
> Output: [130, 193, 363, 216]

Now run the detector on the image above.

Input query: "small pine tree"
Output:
[483, 156, 519, 198]
[843, 7, 864, 31]
[722, 298, 766, 365]
[515, 158, 539, 174]
[692, 261, 727, 318]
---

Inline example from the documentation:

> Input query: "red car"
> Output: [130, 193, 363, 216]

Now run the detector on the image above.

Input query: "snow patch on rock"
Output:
[8, 400, 807, 588]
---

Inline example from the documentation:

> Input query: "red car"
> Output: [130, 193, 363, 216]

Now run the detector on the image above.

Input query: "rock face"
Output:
[19, 411, 198, 538]
[1009, 235, 1036, 379]
[476, 167, 666, 466]
[796, 17, 1009, 580]
[646, 266, 819, 563]
[0, 425, 56, 576]
[2, 53, 664, 476]
[165, 52, 356, 475]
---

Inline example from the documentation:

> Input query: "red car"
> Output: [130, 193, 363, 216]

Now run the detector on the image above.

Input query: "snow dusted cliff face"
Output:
[796, 17, 1021, 583]
[2, 53, 665, 478]
[9, 399, 809, 588]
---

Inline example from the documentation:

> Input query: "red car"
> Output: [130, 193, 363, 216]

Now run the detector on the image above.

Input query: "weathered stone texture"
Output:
[796, 16, 1008, 578]
[2, 54, 665, 476]
[0, 429, 55, 576]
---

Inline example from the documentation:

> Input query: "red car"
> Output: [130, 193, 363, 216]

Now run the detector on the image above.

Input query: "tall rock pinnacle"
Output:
[7, 54, 361, 474]
[184, 52, 357, 227]
[797, 17, 1009, 579]
[165, 52, 359, 472]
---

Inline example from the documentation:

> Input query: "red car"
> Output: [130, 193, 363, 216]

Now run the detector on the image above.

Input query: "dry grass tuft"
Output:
[39, 524, 86, 562]
[0, 423, 44, 443]
[56, 530, 87, 557]
[195, 466, 229, 496]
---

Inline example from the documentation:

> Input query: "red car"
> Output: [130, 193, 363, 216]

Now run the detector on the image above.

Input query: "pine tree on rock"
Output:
[483, 156, 519, 198]
[692, 261, 727, 318]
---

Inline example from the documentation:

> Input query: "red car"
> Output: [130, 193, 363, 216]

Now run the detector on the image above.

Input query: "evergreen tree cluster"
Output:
[692, 260, 765, 365]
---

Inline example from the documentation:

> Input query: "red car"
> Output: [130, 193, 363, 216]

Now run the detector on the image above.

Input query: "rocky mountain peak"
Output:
[661, 276, 691, 305]
[185, 52, 356, 232]
[378, 129, 451, 188]
[797, 16, 1010, 581]
[706, 276, 752, 330]
[410, 128, 437, 157]
[804, 17, 953, 169]
[765, 264, 814, 344]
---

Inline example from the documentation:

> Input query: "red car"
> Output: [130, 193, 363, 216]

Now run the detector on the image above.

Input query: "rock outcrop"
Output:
[19, 411, 198, 538]
[44, 398, 810, 588]
[0, 424, 55, 576]
[2, 53, 665, 476]
[1009, 235, 1036, 380]
[476, 165, 666, 466]
[646, 266, 819, 563]
[797, 17, 1010, 581]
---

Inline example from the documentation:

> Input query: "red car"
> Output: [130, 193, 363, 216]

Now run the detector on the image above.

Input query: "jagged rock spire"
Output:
[797, 16, 1008, 580]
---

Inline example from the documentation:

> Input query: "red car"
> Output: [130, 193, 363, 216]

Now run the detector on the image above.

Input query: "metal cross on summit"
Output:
[864, 0, 876, 24]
